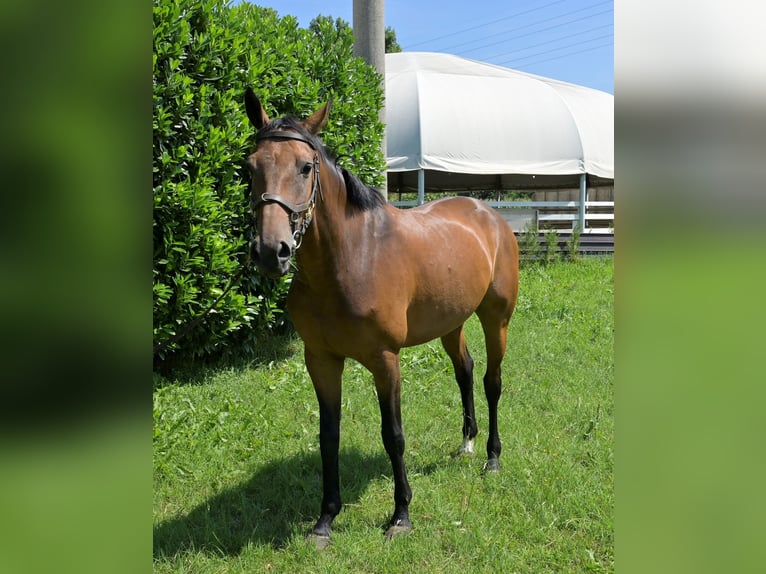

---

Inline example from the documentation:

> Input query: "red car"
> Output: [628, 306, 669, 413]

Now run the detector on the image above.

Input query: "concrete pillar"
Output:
[353, 0, 387, 199]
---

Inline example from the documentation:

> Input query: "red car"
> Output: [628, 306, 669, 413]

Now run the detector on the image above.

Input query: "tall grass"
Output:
[154, 257, 614, 573]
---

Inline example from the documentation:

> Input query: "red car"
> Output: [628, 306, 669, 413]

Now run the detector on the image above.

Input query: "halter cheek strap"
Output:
[252, 130, 323, 249]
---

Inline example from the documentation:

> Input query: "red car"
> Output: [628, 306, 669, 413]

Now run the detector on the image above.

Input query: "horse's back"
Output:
[399, 196, 518, 277]
[407, 195, 496, 219]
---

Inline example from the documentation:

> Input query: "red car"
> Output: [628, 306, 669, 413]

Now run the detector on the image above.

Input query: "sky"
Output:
[232, 0, 613, 94]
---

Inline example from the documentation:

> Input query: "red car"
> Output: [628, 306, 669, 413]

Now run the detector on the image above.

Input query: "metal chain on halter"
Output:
[289, 152, 321, 250]
[291, 204, 313, 249]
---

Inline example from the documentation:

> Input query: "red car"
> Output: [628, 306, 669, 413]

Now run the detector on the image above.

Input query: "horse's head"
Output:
[245, 88, 332, 278]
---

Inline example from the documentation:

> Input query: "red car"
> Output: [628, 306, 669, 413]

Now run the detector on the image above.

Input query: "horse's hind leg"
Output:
[477, 305, 512, 472]
[441, 325, 478, 454]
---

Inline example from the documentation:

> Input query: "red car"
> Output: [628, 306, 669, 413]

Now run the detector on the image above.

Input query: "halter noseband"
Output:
[252, 130, 323, 249]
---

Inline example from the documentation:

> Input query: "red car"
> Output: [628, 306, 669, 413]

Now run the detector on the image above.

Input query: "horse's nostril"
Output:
[277, 241, 292, 261]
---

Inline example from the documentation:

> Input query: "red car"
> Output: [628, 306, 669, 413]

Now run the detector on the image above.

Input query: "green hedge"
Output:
[153, 0, 386, 363]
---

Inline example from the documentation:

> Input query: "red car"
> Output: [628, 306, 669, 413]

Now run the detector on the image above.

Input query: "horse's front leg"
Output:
[366, 350, 413, 539]
[305, 348, 345, 549]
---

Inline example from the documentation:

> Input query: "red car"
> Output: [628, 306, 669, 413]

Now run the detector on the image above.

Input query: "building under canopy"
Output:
[385, 52, 614, 200]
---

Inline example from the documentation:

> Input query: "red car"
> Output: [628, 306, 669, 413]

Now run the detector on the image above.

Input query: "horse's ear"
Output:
[245, 87, 270, 129]
[303, 98, 333, 134]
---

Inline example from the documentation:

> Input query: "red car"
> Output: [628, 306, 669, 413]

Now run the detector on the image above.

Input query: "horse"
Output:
[244, 88, 519, 548]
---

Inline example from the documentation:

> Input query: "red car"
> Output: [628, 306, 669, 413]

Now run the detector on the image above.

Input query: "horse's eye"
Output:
[301, 163, 312, 177]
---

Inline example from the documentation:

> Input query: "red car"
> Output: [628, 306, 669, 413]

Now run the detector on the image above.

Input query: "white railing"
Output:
[389, 198, 614, 234]
[387, 170, 613, 234]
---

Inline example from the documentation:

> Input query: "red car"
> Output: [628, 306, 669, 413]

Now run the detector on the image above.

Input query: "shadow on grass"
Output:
[153, 330, 303, 388]
[153, 449, 391, 557]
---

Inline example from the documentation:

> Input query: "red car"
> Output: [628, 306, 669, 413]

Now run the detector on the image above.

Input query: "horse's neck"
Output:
[294, 167, 385, 292]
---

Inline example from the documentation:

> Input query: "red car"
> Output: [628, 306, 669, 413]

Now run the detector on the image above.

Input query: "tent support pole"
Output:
[578, 173, 587, 232]
[418, 169, 425, 205]
[354, 0, 387, 199]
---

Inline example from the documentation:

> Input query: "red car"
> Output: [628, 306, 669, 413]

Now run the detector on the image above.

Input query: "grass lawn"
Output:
[153, 257, 614, 573]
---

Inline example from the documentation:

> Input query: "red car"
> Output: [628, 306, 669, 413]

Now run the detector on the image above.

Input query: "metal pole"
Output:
[417, 169, 425, 205]
[578, 173, 587, 232]
[353, 0, 387, 200]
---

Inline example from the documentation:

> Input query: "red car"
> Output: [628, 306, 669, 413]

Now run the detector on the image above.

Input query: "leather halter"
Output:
[252, 130, 323, 249]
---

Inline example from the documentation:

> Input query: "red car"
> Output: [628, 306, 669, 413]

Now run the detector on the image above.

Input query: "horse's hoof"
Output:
[458, 437, 475, 456]
[307, 533, 331, 550]
[384, 520, 413, 541]
[482, 458, 501, 473]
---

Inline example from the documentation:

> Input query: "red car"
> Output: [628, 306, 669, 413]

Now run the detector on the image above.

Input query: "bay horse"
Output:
[244, 88, 519, 548]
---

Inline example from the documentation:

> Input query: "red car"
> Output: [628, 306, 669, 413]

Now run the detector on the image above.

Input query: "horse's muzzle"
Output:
[250, 236, 293, 278]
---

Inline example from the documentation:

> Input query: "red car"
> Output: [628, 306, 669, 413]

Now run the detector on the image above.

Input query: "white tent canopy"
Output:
[385, 52, 614, 193]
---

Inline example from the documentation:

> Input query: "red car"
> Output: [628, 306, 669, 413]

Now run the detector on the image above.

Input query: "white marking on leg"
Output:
[459, 437, 475, 455]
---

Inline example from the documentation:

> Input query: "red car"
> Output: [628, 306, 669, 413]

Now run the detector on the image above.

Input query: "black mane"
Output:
[258, 117, 386, 212]
[340, 167, 387, 211]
